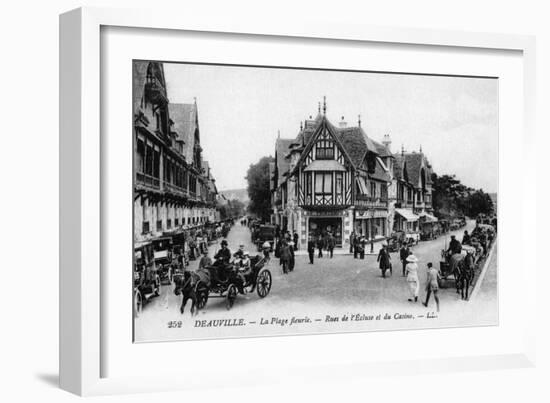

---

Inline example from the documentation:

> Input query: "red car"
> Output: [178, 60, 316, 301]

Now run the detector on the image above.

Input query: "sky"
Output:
[164, 63, 498, 193]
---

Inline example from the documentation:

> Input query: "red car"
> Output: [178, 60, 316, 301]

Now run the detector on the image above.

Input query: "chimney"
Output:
[382, 134, 392, 151]
[339, 116, 347, 128]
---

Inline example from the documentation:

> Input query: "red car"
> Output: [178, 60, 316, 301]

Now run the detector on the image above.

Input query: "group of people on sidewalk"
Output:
[376, 243, 440, 311]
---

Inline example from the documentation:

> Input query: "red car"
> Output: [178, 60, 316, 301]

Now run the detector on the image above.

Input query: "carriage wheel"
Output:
[256, 269, 272, 298]
[134, 290, 143, 318]
[226, 284, 237, 310]
[195, 281, 209, 310]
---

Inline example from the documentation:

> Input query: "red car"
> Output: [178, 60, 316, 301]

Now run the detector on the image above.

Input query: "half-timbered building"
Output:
[271, 101, 438, 251]
[271, 101, 394, 250]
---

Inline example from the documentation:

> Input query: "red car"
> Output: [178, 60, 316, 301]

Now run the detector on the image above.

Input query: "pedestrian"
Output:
[279, 240, 291, 274]
[377, 243, 391, 278]
[399, 244, 410, 277]
[405, 254, 419, 302]
[288, 241, 295, 271]
[349, 231, 355, 254]
[317, 235, 324, 258]
[327, 232, 335, 258]
[359, 236, 366, 259]
[307, 236, 315, 264]
[293, 231, 299, 251]
[423, 262, 440, 312]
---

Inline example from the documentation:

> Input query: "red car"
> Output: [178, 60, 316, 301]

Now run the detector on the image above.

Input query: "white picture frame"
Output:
[60, 6, 537, 396]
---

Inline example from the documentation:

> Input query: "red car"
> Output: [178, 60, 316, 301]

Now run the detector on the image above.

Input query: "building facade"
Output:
[271, 100, 434, 250]
[133, 61, 218, 243]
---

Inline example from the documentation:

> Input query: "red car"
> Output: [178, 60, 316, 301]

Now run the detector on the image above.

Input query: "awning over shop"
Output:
[395, 208, 419, 222]
[304, 160, 346, 172]
[356, 176, 368, 195]
[419, 213, 438, 222]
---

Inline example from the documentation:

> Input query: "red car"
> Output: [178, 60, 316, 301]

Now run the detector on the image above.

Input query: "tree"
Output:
[245, 156, 274, 221]
[431, 173, 493, 218]
[465, 190, 494, 217]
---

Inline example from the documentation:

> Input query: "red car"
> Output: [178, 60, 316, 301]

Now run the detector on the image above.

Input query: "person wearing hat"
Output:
[377, 243, 392, 278]
[236, 251, 252, 293]
[405, 254, 420, 302]
[447, 235, 462, 256]
[423, 262, 440, 312]
[214, 239, 231, 264]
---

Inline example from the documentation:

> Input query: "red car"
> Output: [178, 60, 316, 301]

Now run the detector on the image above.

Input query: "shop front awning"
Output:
[395, 208, 419, 222]
[419, 212, 438, 222]
[304, 160, 346, 172]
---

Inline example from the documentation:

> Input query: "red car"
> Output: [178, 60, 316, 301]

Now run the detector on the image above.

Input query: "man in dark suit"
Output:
[327, 233, 335, 258]
[307, 236, 315, 264]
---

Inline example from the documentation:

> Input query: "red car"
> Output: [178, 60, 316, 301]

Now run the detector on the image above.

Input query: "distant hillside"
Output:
[219, 188, 249, 204]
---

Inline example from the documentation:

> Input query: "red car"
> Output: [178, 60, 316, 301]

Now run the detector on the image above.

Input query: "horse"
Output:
[173, 271, 198, 316]
[455, 251, 476, 300]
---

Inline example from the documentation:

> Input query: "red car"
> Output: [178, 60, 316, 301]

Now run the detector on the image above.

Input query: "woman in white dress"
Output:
[405, 254, 420, 302]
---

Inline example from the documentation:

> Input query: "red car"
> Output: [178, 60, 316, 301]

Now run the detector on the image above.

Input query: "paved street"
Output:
[135, 220, 498, 342]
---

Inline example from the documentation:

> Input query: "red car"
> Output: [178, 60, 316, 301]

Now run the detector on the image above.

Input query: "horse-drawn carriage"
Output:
[439, 244, 478, 300]
[174, 254, 273, 314]
[387, 231, 418, 252]
[134, 241, 161, 317]
[152, 237, 174, 285]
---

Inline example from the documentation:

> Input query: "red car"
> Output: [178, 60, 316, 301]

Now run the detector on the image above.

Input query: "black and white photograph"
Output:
[132, 60, 498, 342]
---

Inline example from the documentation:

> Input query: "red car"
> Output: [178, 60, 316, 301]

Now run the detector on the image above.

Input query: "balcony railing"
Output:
[136, 172, 160, 188]
[163, 181, 187, 196]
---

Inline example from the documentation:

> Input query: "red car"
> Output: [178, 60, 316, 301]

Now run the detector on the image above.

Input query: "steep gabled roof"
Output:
[275, 138, 294, 185]
[404, 152, 424, 188]
[368, 157, 392, 182]
[132, 61, 149, 114]
[393, 152, 431, 188]
[334, 126, 379, 168]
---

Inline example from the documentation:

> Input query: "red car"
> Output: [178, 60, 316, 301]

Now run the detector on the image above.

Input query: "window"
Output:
[167, 219, 172, 229]
[336, 172, 343, 197]
[315, 140, 334, 160]
[370, 182, 377, 198]
[175, 218, 179, 226]
[136, 137, 145, 173]
[153, 146, 160, 178]
[156, 220, 162, 231]
[142, 221, 150, 234]
[380, 183, 388, 201]
[145, 143, 153, 176]
[305, 172, 312, 200]
[315, 172, 332, 195]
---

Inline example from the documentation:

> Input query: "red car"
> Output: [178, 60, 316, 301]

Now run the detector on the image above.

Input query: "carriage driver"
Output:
[214, 240, 231, 265]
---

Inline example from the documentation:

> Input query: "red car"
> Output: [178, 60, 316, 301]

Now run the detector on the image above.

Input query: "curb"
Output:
[468, 237, 497, 301]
